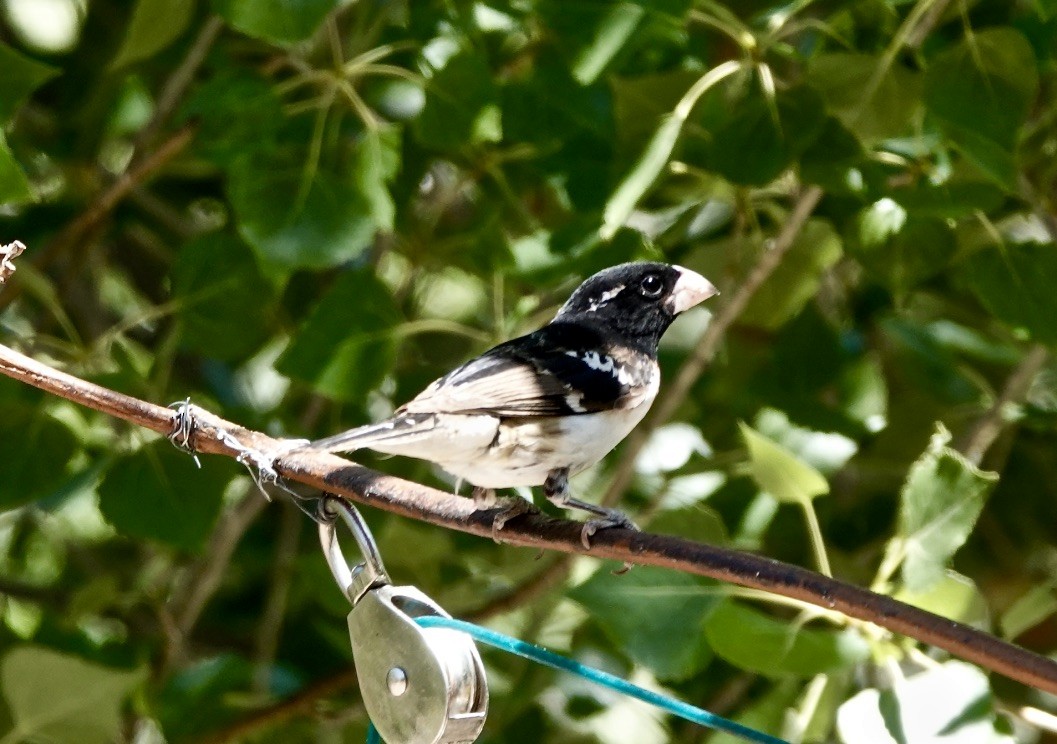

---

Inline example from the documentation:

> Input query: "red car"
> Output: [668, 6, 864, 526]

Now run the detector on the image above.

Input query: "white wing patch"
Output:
[565, 349, 636, 386]
[564, 392, 587, 412]
[586, 284, 625, 312]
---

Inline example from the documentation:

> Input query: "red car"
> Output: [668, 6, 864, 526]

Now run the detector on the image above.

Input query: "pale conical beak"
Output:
[668, 266, 718, 314]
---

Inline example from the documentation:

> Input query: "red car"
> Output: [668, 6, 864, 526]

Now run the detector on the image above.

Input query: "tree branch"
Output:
[2, 341, 1057, 694]
[0, 125, 195, 312]
[958, 344, 1049, 466]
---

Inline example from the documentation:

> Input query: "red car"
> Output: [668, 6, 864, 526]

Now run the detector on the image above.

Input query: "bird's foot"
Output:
[472, 488, 537, 542]
[580, 509, 640, 550]
[543, 467, 639, 549]
[491, 499, 538, 542]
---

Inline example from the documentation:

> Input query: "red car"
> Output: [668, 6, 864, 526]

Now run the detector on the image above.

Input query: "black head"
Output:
[554, 262, 717, 351]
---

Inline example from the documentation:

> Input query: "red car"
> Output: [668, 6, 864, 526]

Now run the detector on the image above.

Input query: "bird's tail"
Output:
[308, 413, 437, 454]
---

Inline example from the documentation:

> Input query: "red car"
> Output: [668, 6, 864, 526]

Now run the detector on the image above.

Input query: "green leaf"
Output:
[0, 131, 33, 206]
[171, 232, 276, 361]
[415, 52, 500, 151]
[837, 661, 1011, 744]
[705, 600, 868, 677]
[924, 28, 1039, 188]
[0, 402, 79, 509]
[228, 148, 375, 269]
[961, 241, 1057, 345]
[570, 566, 716, 681]
[112, 0, 195, 68]
[570, 3, 645, 85]
[701, 85, 827, 186]
[880, 318, 980, 404]
[1000, 583, 1057, 640]
[709, 682, 800, 744]
[179, 69, 284, 166]
[1, 646, 143, 744]
[808, 53, 921, 143]
[896, 425, 999, 591]
[847, 206, 957, 299]
[97, 441, 233, 550]
[0, 42, 59, 124]
[353, 127, 401, 233]
[894, 570, 990, 628]
[212, 0, 338, 44]
[602, 114, 683, 239]
[738, 422, 830, 505]
[277, 269, 402, 402]
[649, 505, 729, 544]
[741, 218, 842, 329]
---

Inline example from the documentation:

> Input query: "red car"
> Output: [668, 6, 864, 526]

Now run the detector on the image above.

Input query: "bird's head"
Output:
[555, 262, 718, 350]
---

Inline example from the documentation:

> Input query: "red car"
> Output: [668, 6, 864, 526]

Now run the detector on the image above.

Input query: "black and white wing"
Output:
[399, 321, 657, 417]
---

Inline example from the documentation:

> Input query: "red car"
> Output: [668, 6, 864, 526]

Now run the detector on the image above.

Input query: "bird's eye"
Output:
[640, 274, 664, 298]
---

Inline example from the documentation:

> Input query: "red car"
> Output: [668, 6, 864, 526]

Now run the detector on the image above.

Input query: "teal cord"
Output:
[408, 615, 789, 744]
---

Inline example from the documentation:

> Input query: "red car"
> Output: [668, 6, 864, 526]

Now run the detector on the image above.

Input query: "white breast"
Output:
[439, 370, 660, 489]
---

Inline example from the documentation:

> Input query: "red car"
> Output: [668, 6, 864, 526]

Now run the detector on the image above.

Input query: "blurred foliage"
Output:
[1, 0, 1057, 742]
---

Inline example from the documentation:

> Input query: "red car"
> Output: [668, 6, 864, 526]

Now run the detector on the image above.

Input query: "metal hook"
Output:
[319, 495, 390, 605]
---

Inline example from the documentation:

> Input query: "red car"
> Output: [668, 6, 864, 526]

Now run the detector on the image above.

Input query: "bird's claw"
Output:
[580, 512, 640, 550]
[486, 497, 537, 543]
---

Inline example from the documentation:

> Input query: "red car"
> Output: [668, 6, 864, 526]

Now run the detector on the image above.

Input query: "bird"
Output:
[306, 262, 718, 545]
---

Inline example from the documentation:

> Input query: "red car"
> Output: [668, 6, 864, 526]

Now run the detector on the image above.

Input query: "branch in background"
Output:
[601, 185, 824, 507]
[197, 669, 360, 744]
[465, 555, 572, 622]
[253, 501, 303, 694]
[0, 125, 196, 312]
[133, 15, 225, 156]
[161, 489, 268, 679]
[3, 342, 1057, 696]
[958, 344, 1049, 466]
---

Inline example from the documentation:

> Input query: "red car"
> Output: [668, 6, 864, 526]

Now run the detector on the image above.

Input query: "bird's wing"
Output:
[399, 324, 656, 417]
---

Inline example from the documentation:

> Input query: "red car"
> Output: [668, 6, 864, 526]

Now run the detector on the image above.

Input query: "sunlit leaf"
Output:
[354, 126, 401, 232]
[1000, 583, 1057, 640]
[837, 661, 1012, 744]
[602, 114, 683, 239]
[1, 646, 143, 744]
[847, 207, 957, 299]
[896, 425, 998, 591]
[570, 3, 645, 85]
[705, 600, 868, 677]
[212, 0, 338, 43]
[894, 570, 990, 628]
[112, 0, 195, 68]
[741, 218, 842, 329]
[739, 422, 830, 505]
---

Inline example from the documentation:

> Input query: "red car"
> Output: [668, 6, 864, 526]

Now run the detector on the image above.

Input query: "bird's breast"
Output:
[442, 370, 660, 488]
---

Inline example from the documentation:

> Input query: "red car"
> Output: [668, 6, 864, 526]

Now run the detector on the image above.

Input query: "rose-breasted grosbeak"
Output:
[308, 262, 717, 544]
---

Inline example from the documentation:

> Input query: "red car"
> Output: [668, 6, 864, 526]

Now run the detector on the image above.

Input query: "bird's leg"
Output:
[473, 486, 537, 542]
[471, 486, 497, 507]
[543, 468, 639, 549]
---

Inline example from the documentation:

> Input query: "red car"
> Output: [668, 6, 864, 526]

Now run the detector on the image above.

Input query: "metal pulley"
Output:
[319, 496, 488, 744]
